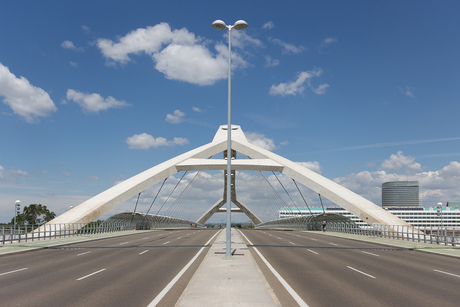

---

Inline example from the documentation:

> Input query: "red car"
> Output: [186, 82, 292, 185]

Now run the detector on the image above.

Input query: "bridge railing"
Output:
[0, 222, 135, 245]
[328, 223, 459, 247]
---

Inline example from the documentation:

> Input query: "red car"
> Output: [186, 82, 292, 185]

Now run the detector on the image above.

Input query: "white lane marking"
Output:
[187, 234, 190, 236]
[307, 249, 319, 255]
[142, 237, 150, 240]
[329, 243, 338, 246]
[177, 237, 182, 240]
[296, 235, 301, 237]
[238, 230, 309, 307]
[0, 268, 27, 276]
[148, 230, 221, 307]
[77, 251, 92, 256]
[434, 269, 460, 278]
[76, 269, 106, 281]
[163, 241, 170, 245]
[289, 242, 296, 245]
[268, 234, 272, 236]
[277, 237, 282, 240]
[362, 251, 380, 257]
[139, 250, 149, 255]
[119, 242, 129, 245]
[310, 238, 318, 241]
[347, 266, 376, 279]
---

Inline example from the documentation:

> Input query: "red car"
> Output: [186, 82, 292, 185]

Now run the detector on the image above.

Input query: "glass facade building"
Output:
[382, 181, 419, 208]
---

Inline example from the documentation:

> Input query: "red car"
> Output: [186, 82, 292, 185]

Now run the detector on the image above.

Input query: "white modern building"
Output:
[279, 204, 460, 228]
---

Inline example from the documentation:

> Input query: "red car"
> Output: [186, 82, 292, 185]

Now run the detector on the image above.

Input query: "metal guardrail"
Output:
[1, 222, 134, 245]
[328, 223, 459, 247]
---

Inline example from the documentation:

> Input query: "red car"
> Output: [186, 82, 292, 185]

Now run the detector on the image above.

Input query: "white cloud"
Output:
[69, 61, 78, 67]
[245, 132, 277, 151]
[0, 62, 57, 123]
[97, 23, 248, 86]
[262, 21, 274, 30]
[264, 55, 279, 67]
[402, 86, 415, 98]
[318, 37, 337, 52]
[380, 151, 422, 173]
[126, 133, 189, 149]
[268, 37, 305, 54]
[165, 109, 185, 124]
[192, 107, 203, 112]
[296, 161, 322, 174]
[66, 89, 131, 113]
[269, 68, 328, 96]
[61, 40, 84, 52]
[0, 165, 28, 182]
[229, 31, 263, 49]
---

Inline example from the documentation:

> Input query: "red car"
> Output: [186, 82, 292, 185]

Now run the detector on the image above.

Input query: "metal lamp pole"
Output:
[212, 19, 248, 258]
[437, 202, 444, 242]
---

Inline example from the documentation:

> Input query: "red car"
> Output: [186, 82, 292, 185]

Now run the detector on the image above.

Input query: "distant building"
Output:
[279, 206, 460, 229]
[382, 181, 419, 208]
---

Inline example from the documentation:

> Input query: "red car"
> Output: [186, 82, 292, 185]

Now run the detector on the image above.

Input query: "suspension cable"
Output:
[318, 193, 326, 214]
[292, 179, 313, 216]
[272, 171, 303, 215]
[140, 178, 167, 226]
[130, 192, 141, 223]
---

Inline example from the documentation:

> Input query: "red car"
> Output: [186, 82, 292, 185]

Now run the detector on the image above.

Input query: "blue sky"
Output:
[1, 1, 460, 223]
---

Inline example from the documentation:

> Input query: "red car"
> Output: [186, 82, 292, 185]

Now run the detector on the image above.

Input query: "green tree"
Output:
[11, 204, 56, 225]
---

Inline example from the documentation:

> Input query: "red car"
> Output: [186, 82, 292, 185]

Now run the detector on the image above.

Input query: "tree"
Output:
[11, 204, 56, 225]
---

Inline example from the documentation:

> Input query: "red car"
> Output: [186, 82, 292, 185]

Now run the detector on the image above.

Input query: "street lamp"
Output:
[212, 19, 248, 259]
[437, 202, 443, 242]
[14, 200, 20, 235]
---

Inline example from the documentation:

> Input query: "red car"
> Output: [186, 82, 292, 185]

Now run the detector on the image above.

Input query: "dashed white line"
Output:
[434, 269, 460, 278]
[347, 266, 376, 279]
[310, 238, 318, 241]
[307, 249, 319, 255]
[139, 250, 149, 255]
[177, 237, 182, 240]
[268, 234, 272, 236]
[163, 241, 170, 245]
[119, 242, 129, 245]
[0, 268, 27, 276]
[76, 269, 106, 281]
[142, 237, 150, 240]
[277, 237, 282, 240]
[362, 251, 380, 257]
[329, 243, 338, 246]
[289, 242, 296, 245]
[77, 251, 92, 256]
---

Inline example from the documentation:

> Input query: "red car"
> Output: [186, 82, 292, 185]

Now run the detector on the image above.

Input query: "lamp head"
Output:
[212, 20, 227, 30]
[233, 20, 248, 30]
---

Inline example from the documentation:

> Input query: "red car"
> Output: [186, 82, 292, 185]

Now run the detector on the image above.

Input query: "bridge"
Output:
[2, 126, 459, 306]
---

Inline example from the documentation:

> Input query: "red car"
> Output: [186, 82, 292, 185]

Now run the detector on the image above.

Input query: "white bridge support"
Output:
[47, 125, 412, 229]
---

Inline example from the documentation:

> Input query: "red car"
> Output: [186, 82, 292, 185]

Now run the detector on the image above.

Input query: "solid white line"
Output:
[0, 268, 27, 276]
[139, 250, 149, 255]
[76, 269, 106, 281]
[362, 251, 380, 257]
[347, 266, 376, 279]
[147, 230, 221, 307]
[77, 251, 92, 256]
[163, 241, 170, 245]
[238, 230, 309, 307]
[434, 269, 460, 278]
[307, 249, 319, 255]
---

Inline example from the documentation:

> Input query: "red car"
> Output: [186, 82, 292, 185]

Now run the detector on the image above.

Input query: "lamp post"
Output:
[212, 19, 248, 258]
[437, 202, 443, 243]
[14, 200, 20, 235]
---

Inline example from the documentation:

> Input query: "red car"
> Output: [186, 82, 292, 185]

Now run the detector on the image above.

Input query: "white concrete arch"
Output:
[47, 125, 412, 228]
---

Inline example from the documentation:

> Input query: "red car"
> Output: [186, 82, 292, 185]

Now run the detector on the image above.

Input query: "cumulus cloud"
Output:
[165, 109, 185, 123]
[245, 132, 277, 151]
[318, 37, 337, 52]
[264, 55, 279, 67]
[61, 40, 84, 52]
[192, 107, 203, 112]
[97, 23, 249, 86]
[262, 21, 274, 30]
[268, 37, 305, 54]
[66, 89, 131, 113]
[0, 62, 57, 123]
[126, 133, 189, 149]
[380, 151, 422, 173]
[269, 68, 329, 96]
[296, 161, 322, 174]
[402, 86, 415, 98]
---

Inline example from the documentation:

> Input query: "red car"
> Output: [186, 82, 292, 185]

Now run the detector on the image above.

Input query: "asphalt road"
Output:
[0, 228, 219, 307]
[240, 229, 460, 307]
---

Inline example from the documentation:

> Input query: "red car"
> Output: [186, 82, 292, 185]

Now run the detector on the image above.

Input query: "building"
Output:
[382, 181, 419, 208]
[279, 206, 460, 229]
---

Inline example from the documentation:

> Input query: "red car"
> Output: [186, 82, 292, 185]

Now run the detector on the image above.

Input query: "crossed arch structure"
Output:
[48, 125, 411, 228]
